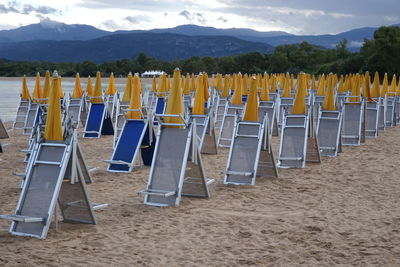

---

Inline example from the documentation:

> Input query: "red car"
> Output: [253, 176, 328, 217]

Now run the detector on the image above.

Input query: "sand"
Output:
[1, 121, 400, 266]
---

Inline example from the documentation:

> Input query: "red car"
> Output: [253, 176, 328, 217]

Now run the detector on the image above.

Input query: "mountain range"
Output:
[0, 20, 392, 63]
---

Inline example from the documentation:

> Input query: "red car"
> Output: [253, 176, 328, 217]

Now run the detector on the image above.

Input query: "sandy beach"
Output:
[1, 121, 400, 266]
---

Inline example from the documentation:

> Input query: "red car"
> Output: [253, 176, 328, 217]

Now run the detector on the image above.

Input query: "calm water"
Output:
[0, 78, 150, 122]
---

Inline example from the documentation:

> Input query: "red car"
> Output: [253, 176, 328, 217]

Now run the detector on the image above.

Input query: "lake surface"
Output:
[0, 77, 151, 122]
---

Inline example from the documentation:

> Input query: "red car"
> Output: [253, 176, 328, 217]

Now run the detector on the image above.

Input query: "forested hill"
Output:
[0, 32, 274, 62]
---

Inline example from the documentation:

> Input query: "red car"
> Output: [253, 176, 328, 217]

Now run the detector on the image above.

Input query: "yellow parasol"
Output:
[322, 75, 335, 110]
[72, 73, 83, 98]
[42, 71, 51, 101]
[231, 74, 242, 105]
[86, 76, 93, 97]
[164, 68, 184, 125]
[44, 75, 63, 141]
[291, 73, 307, 114]
[388, 74, 397, 96]
[216, 74, 223, 91]
[122, 73, 133, 102]
[157, 73, 167, 97]
[32, 72, 42, 103]
[371, 72, 380, 98]
[221, 75, 230, 98]
[183, 73, 191, 95]
[151, 76, 157, 93]
[243, 77, 258, 121]
[127, 73, 142, 120]
[91, 71, 103, 103]
[21, 75, 30, 100]
[106, 72, 116, 95]
[380, 73, 388, 97]
[58, 76, 64, 99]
[316, 74, 325, 96]
[192, 75, 206, 115]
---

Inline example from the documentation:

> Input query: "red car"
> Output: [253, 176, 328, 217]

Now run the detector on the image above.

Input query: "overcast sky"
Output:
[0, 0, 399, 34]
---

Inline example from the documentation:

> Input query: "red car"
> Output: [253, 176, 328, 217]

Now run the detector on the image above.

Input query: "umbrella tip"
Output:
[174, 67, 180, 71]
[53, 70, 59, 78]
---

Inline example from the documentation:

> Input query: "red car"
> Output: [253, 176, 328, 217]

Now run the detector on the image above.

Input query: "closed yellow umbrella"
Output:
[242, 74, 249, 95]
[122, 73, 133, 102]
[349, 74, 361, 102]
[44, 75, 63, 141]
[380, 73, 388, 97]
[166, 75, 171, 91]
[216, 74, 223, 91]
[58, 76, 64, 99]
[281, 75, 291, 98]
[192, 75, 206, 115]
[371, 72, 380, 98]
[183, 73, 191, 95]
[202, 73, 210, 100]
[322, 75, 335, 111]
[32, 72, 42, 103]
[151, 76, 157, 93]
[363, 73, 374, 102]
[311, 75, 317, 90]
[91, 71, 103, 103]
[388, 74, 397, 96]
[211, 74, 216, 88]
[396, 77, 400, 96]
[260, 74, 270, 101]
[157, 72, 167, 97]
[127, 74, 142, 120]
[42, 71, 51, 101]
[72, 73, 83, 98]
[164, 68, 184, 125]
[231, 74, 242, 105]
[86, 76, 93, 97]
[221, 75, 230, 98]
[190, 73, 196, 92]
[316, 74, 325, 96]
[291, 73, 307, 114]
[243, 77, 258, 121]
[270, 75, 277, 93]
[133, 74, 142, 95]
[21, 75, 30, 100]
[106, 72, 116, 95]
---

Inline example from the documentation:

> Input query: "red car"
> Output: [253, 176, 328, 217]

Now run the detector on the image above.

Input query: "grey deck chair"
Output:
[365, 100, 379, 138]
[139, 114, 213, 207]
[316, 109, 343, 157]
[313, 94, 325, 130]
[114, 100, 129, 147]
[378, 97, 386, 131]
[106, 93, 117, 119]
[192, 112, 218, 154]
[0, 118, 9, 139]
[214, 95, 228, 130]
[0, 130, 103, 239]
[224, 115, 278, 185]
[67, 96, 83, 129]
[218, 102, 244, 147]
[336, 92, 348, 110]
[278, 97, 294, 130]
[258, 101, 279, 136]
[342, 98, 364, 146]
[386, 96, 395, 127]
[395, 96, 400, 124]
[23, 102, 39, 135]
[13, 98, 30, 129]
[278, 109, 319, 168]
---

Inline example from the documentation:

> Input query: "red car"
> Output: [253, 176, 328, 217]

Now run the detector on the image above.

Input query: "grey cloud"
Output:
[179, 10, 207, 24]
[101, 19, 121, 30]
[0, 2, 59, 15]
[179, 10, 191, 20]
[125, 15, 152, 24]
[217, 16, 227, 23]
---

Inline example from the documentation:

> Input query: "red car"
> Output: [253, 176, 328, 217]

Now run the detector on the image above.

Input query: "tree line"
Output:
[0, 26, 398, 79]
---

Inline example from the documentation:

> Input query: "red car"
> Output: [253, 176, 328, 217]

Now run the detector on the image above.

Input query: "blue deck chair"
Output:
[107, 120, 148, 172]
[83, 103, 114, 138]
